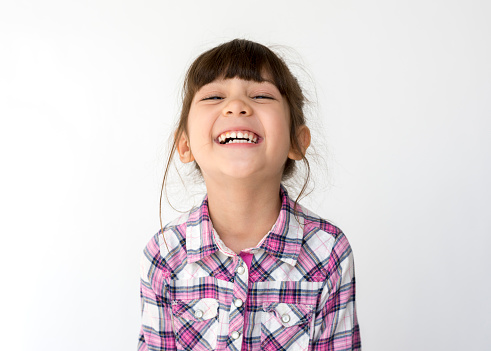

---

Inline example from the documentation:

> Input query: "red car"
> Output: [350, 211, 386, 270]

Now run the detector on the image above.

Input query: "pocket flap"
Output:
[172, 298, 219, 321]
[263, 302, 314, 327]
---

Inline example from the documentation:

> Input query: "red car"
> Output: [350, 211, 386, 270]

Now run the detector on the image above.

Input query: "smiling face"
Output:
[178, 77, 295, 185]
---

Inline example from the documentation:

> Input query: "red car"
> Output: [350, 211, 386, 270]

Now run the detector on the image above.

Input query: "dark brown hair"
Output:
[160, 39, 311, 238]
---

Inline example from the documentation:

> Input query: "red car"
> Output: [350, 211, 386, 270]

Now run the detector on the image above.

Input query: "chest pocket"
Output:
[171, 298, 219, 351]
[261, 302, 314, 351]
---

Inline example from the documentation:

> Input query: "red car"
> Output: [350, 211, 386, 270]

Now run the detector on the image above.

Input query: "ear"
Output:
[288, 125, 311, 160]
[176, 132, 195, 163]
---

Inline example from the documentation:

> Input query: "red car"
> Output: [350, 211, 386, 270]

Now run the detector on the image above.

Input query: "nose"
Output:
[222, 98, 252, 117]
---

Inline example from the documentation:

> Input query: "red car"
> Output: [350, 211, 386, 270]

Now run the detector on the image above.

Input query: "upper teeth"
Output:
[218, 130, 258, 144]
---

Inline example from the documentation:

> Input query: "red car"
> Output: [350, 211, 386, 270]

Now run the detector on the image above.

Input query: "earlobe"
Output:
[288, 125, 311, 160]
[176, 132, 195, 163]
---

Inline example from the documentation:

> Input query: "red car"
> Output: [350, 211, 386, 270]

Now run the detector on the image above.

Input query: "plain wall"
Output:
[1, 0, 490, 350]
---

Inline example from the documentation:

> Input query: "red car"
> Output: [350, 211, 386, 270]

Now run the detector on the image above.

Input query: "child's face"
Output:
[179, 77, 295, 185]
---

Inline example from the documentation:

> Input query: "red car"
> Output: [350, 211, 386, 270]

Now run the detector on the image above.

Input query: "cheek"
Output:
[268, 114, 291, 151]
[187, 107, 216, 137]
[186, 116, 209, 147]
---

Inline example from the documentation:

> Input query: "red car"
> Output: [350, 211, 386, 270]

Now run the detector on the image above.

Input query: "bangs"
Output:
[186, 39, 290, 95]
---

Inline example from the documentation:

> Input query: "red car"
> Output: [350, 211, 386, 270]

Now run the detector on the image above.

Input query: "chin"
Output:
[223, 167, 258, 179]
[203, 165, 262, 182]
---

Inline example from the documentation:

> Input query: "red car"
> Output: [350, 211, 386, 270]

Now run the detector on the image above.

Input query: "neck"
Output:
[205, 178, 282, 254]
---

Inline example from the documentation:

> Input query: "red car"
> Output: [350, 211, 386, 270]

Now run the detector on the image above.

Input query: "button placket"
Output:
[233, 260, 248, 312]
[227, 258, 249, 344]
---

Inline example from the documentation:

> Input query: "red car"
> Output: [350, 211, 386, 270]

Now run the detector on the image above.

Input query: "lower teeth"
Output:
[222, 138, 255, 144]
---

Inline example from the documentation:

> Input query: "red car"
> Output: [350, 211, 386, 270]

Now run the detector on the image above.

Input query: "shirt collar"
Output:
[186, 185, 304, 266]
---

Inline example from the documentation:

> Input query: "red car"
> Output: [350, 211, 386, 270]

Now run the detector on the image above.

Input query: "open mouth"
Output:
[217, 130, 259, 144]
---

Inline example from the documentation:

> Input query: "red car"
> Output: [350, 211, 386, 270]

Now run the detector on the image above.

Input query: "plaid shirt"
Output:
[138, 187, 360, 350]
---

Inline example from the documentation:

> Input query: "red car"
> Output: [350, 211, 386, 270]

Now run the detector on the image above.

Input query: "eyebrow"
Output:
[259, 78, 275, 85]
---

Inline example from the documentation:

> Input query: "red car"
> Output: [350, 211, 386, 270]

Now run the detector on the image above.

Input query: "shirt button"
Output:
[231, 331, 240, 340]
[234, 299, 243, 308]
[194, 310, 204, 319]
[236, 266, 245, 275]
[281, 314, 290, 323]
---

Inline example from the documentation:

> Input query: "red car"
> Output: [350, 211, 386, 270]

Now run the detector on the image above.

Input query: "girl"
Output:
[138, 39, 360, 351]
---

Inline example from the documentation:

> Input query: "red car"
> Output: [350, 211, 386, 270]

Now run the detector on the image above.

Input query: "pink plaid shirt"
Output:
[138, 187, 360, 350]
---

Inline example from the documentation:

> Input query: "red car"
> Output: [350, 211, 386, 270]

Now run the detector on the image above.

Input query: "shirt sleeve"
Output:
[311, 233, 361, 350]
[138, 235, 176, 350]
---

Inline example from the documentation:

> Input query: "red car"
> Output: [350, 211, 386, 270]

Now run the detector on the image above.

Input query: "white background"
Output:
[1, 0, 490, 350]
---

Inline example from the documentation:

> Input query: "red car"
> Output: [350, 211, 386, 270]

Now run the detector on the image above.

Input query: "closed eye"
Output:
[202, 96, 224, 101]
[252, 95, 274, 100]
